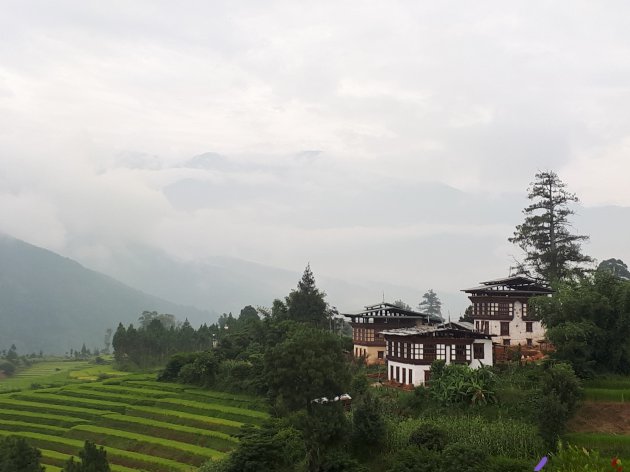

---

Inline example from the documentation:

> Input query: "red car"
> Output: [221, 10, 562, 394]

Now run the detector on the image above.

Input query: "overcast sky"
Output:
[1, 1, 629, 313]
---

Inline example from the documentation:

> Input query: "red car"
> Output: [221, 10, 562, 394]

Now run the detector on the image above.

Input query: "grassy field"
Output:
[0, 359, 129, 392]
[0, 362, 267, 471]
[567, 375, 630, 457]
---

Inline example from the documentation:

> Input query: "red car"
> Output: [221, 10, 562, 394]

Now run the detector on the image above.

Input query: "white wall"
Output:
[486, 301, 545, 345]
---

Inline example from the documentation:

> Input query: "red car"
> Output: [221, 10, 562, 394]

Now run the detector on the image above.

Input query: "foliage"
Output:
[285, 264, 329, 328]
[485, 456, 531, 472]
[219, 421, 305, 472]
[537, 363, 582, 451]
[509, 170, 592, 281]
[392, 299, 412, 310]
[387, 446, 442, 472]
[0, 436, 44, 472]
[0, 361, 16, 377]
[408, 424, 448, 451]
[598, 258, 630, 281]
[429, 364, 496, 405]
[418, 289, 442, 317]
[385, 416, 543, 459]
[441, 443, 488, 472]
[264, 324, 350, 412]
[351, 393, 385, 452]
[318, 450, 367, 472]
[548, 442, 611, 472]
[63, 440, 110, 472]
[535, 272, 630, 375]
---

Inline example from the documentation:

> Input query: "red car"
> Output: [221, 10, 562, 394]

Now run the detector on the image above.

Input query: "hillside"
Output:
[0, 236, 212, 354]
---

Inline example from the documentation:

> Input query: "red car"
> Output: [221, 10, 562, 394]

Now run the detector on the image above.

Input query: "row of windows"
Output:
[473, 303, 528, 317]
[354, 328, 375, 342]
[386, 341, 485, 361]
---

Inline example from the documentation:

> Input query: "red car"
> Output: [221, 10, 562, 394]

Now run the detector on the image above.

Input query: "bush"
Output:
[548, 442, 610, 471]
[538, 393, 569, 452]
[351, 393, 385, 452]
[441, 443, 488, 472]
[0, 360, 16, 376]
[318, 450, 367, 472]
[408, 424, 448, 451]
[387, 446, 441, 472]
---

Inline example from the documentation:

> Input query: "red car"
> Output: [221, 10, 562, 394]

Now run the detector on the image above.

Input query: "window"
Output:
[526, 338, 533, 347]
[500, 322, 510, 336]
[390, 365, 394, 380]
[436, 344, 446, 360]
[454, 344, 467, 361]
[396, 366, 400, 382]
[473, 343, 485, 359]
[523, 304, 528, 317]
[526, 322, 533, 333]
[409, 370, 413, 385]
[378, 350, 384, 359]
[402, 368, 406, 384]
[503, 339, 511, 346]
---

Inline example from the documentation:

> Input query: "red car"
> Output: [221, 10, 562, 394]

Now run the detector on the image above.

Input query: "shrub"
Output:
[538, 393, 569, 452]
[548, 442, 610, 471]
[408, 424, 448, 451]
[318, 450, 367, 472]
[441, 443, 488, 472]
[486, 456, 531, 472]
[387, 446, 441, 472]
[0, 361, 16, 377]
[351, 393, 385, 452]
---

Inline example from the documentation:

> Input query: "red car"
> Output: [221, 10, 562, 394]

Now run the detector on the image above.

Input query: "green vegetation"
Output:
[0, 368, 267, 471]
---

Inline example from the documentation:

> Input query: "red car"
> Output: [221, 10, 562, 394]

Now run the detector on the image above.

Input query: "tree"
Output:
[393, 299, 412, 311]
[0, 436, 45, 472]
[418, 290, 442, 318]
[63, 441, 110, 472]
[103, 328, 113, 354]
[459, 305, 474, 323]
[285, 264, 328, 328]
[351, 393, 385, 453]
[264, 324, 350, 412]
[598, 258, 630, 281]
[509, 171, 592, 281]
[6, 344, 17, 362]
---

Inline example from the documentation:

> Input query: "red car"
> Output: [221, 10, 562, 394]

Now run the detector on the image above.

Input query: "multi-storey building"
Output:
[382, 321, 493, 386]
[462, 274, 553, 347]
[343, 302, 442, 365]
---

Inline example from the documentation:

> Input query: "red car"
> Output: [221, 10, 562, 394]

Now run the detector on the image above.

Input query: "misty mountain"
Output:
[70, 243, 472, 321]
[0, 235, 212, 354]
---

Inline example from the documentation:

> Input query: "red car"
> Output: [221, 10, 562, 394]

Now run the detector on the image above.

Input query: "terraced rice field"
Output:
[0, 376, 268, 471]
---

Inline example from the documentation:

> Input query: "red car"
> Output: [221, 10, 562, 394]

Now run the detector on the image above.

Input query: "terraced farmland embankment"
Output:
[0, 376, 268, 471]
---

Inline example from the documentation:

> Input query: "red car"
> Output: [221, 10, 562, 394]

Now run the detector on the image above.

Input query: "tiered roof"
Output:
[462, 274, 553, 296]
[342, 302, 443, 324]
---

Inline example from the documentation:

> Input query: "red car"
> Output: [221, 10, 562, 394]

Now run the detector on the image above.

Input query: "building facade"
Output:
[462, 274, 553, 347]
[343, 302, 442, 365]
[382, 322, 493, 387]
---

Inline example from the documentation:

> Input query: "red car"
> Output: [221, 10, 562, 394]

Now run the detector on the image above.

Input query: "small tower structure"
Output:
[342, 302, 442, 365]
[462, 274, 553, 347]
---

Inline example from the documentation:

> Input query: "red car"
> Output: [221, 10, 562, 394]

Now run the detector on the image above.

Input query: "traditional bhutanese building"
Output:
[382, 321, 494, 386]
[462, 274, 553, 347]
[342, 302, 442, 365]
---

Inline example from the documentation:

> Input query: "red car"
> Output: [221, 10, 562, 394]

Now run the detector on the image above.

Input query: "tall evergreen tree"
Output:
[285, 264, 328, 328]
[418, 289, 442, 319]
[63, 441, 110, 472]
[0, 436, 44, 472]
[509, 171, 592, 281]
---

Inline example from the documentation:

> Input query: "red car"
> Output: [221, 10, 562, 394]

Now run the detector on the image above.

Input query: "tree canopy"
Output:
[418, 289, 442, 318]
[285, 264, 329, 328]
[597, 258, 630, 281]
[63, 441, 110, 472]
[534, 271, 630, 376]
[509, 171, 592, 282]
[0, 436, 44, 472]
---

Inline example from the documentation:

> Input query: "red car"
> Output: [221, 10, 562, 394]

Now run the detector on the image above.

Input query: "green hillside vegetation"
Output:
[0, 373, 267, 471]
[0, 235, 210, 353]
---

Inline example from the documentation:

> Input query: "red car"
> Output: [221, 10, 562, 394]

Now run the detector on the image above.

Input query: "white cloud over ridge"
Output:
[1, 1, 630, 313]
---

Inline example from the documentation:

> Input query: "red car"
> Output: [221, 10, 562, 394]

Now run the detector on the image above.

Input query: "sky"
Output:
[1, 1, 630, 314]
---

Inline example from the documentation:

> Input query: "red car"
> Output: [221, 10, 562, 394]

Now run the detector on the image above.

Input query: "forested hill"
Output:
[0, 235, 212, 354]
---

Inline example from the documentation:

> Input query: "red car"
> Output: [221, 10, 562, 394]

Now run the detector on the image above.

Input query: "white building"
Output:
[462, 274, 553, 347]
[382, 322, 493, 387]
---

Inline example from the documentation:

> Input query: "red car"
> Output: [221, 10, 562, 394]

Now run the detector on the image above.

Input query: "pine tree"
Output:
[285, 264, 328, 328]
[63, 441, 110, 472]
[418, 289, 442, 319]
[0, 436, 45, 472]
[509, 171, 592, 281]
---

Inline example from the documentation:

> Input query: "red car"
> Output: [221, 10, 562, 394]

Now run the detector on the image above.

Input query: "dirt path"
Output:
[569, 402, 630, 433]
